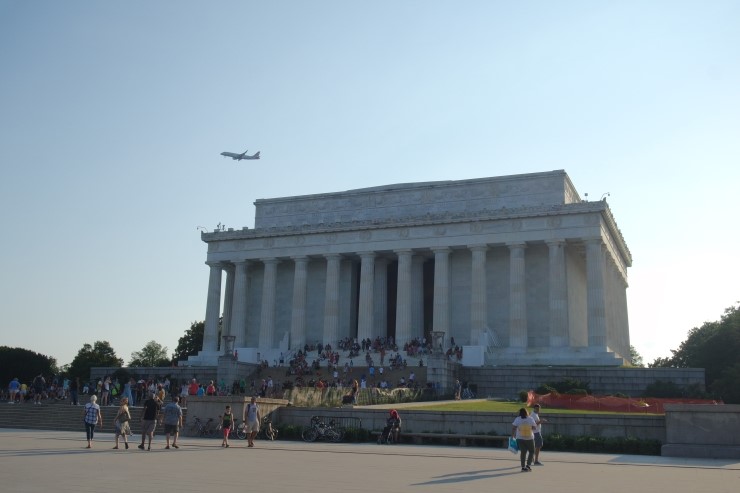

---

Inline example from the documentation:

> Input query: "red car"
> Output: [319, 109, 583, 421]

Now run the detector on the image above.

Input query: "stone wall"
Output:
[275, 406, 666, 442]
[459, 367, 706, 399]
[662, 404, 740, 459]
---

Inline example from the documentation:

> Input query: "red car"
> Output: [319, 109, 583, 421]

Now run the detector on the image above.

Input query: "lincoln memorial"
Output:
[187, 170, 632, 367]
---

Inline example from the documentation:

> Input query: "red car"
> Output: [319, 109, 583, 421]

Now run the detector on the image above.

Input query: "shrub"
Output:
[565, 388, 589, 395]
[518, 390, 529, 402]
[544, 433, 660, 455]
[277, 424, 301, 440]
[343, 427, 369, 442]
[538, 379, 591, 395]
[643, 380, 683, 398]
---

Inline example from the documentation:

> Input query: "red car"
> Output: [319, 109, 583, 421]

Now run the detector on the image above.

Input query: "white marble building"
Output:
[188, 170, 631, 366]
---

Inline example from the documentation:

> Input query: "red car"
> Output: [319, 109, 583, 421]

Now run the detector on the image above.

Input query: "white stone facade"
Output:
[189, 170, 632, 366]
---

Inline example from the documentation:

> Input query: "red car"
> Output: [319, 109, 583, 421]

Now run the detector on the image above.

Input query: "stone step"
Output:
[0, 401, 188, 435]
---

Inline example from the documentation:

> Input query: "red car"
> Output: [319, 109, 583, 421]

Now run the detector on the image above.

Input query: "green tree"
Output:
[650, 304, 740, 403]
[129, 340, 170, 367]
[172, 321, 204, 362]
[629, 345, 644, 367]
[0, 346, 57, 387]
[68, 341, 124, 381]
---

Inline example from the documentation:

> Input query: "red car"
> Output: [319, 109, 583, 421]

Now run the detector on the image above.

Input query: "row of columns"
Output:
[202, 238, 617, 354]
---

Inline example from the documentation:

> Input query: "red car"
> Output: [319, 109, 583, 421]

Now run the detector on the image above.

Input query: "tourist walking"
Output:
[221, 405, 234, 448]
[511, 408, 537, 472]
[8, 378, 20, 404]
[69, 377, 80, 406]
[531, 403, 547, 465]
[113, 397, 131, 449]
[162, 396, 183, 449]
[82, 395, 102, 448]
[243, 396, 260, 447]
[121, 378, 134, 407]
[138, 391, 161, 451]
[32, 374, 45, 405]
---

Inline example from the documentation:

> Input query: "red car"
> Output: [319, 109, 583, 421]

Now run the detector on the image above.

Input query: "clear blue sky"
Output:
[1, 1, 738, 368]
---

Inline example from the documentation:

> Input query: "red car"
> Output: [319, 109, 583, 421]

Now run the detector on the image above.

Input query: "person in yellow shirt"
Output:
[511, 408, 537, 472]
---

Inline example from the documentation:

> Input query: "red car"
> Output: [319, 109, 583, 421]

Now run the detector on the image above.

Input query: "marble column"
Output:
[323, 254, 341, 347]
[374, 257, 389, 340]
[508, 243, 527, 348]
[585, 238, 607, 348]
[432, 247, 451, 335]
[357, 252, 375, 342]
[411, 256, 425, 339]
[259, 258, 280, 350]
[469, 244, 488, 346]
[547, 239, 569, 347]
[394, 249, 413, 346]
[290, 256, 309, 351]
[222, 264, 235, 342]
[203, 262, 223, 352]
[231, 260, 250, 348]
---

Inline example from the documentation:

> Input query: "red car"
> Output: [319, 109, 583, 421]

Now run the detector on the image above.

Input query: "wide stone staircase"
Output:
[0, 400, 187, 434]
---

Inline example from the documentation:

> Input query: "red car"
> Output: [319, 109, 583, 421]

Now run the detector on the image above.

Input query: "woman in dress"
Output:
[82, 395, 102, 449]
[113, 397, 132, 449]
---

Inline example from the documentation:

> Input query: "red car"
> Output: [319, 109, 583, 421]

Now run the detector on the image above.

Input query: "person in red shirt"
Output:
[188, 379, 199, 396]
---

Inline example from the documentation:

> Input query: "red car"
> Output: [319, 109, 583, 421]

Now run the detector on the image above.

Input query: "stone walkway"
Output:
[1, 428, 738, 493]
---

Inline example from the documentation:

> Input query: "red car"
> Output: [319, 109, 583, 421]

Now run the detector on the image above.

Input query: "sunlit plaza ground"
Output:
[1, 428, 738, 493]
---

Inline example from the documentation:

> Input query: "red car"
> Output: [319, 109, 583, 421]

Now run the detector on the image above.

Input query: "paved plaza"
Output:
[1, 428, 738, 493]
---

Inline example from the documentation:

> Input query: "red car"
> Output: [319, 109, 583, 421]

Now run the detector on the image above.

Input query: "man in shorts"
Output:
[531, 403, 548, 465]
[242, 395, 261, 448]
[138, 391, 161, 451]
[162, 396, 183, 449]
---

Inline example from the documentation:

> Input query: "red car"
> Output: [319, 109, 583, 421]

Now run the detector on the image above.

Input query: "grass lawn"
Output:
[400, 400, 663, 415]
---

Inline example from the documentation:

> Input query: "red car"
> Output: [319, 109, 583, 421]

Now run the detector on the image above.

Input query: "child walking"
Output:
[221, 405, 233, 448]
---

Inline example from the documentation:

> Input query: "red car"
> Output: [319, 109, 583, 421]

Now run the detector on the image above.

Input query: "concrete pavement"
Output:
[0, 428, 738, 493]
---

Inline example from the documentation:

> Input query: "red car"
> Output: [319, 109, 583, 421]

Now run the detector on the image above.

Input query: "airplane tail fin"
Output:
[254, 151, 260, 158]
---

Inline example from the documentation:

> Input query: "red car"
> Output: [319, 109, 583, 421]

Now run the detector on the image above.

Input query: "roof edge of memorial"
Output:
[202, 200, 630, 262]
[253, 169, 568, 204]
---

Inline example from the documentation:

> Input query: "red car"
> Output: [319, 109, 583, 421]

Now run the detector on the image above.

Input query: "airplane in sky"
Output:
[220, 149, 260, 160]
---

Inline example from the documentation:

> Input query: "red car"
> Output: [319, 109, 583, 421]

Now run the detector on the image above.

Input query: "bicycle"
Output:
[188, 416, 217, 437]
[259, 416, 278, 441]
[302, 416, 343, 443]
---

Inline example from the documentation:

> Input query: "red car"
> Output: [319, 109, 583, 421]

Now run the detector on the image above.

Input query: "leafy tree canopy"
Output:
[173, 321, 204, 362]
[649, 304, 740, 403]
[0, 346, 57, 387]
[68, 341, 123, 382]
[629, 345, 644, 367]
[129, 340, 170, 367]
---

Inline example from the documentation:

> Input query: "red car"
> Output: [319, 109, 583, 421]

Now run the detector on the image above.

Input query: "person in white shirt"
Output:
[530, 403, 548, 465]
[511, 408, 537, 472]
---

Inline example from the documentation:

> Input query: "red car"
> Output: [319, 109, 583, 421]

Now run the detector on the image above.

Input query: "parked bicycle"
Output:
[188, 416, 217, 437]
[259, 415, 278, 441]
[461, 387, 475, 399]
[302, 416, 343, 443]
